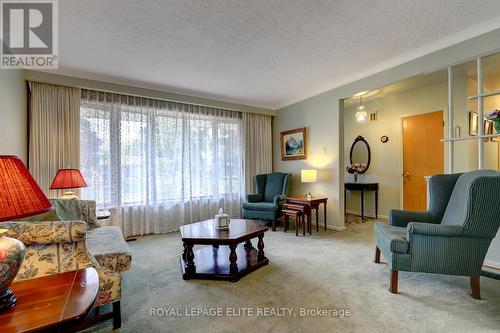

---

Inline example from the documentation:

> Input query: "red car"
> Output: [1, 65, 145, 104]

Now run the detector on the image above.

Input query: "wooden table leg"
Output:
[229, 245, 238, 276]
[244, 240, 252, 248]
[307, 209, 311, 235]
[375, 189, 379, 219]
[257, 234, 265, 261]
[284, 214, 289, 232]
[295, 215, 299, 237]
[184, 243, 196, 278]
[316, 207, 319, 232]
[182, 242, 187, 260]
[302, 213, 306, 236]
[324, 202, 327, 231]
[361, 190, 364, 221]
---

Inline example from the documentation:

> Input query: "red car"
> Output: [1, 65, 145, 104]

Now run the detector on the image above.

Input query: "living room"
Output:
[1, 1, 500, 332]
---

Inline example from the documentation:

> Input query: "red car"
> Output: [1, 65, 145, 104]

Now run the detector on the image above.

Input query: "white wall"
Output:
[0, 70, 27, 162]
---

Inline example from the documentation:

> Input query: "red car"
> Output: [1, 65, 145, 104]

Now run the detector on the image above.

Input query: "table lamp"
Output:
[301, 169, 317, 199]
[0, 155, 52, 311]
[50, 168, 88, 199]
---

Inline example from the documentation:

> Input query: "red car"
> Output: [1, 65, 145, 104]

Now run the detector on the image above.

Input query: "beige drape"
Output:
[28, 82, 81, 197]
[243, 112, 273, 193]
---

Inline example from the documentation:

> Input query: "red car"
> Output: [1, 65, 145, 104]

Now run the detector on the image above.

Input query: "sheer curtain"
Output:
[80, 90, 244, 237]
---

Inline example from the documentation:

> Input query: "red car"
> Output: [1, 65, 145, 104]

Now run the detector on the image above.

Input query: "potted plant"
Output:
[346, 163, 367, 182]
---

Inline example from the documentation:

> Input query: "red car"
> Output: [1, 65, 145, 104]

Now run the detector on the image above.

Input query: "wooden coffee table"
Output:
[0, 268, 99, 333]
[180, 219, 269, 282]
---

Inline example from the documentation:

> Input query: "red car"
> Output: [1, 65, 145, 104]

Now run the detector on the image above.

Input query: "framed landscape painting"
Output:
[280, 127, 307, 160]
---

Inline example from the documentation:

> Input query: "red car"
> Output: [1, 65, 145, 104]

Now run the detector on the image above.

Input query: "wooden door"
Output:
[402, 111, 444, 211]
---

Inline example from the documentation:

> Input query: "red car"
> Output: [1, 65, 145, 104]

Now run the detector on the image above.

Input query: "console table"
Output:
[344, 182, 379, 220]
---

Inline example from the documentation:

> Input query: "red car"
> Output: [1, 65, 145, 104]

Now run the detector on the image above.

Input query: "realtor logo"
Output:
[1, 0, 58, 68]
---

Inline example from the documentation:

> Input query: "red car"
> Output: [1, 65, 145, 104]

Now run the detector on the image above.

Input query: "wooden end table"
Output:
[286, 196, 328, 232]
[0, 267, 99, 333]
[180, 219, 269, 282]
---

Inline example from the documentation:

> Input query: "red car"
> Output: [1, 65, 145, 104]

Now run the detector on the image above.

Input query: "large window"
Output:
[80, 90, 243, 233]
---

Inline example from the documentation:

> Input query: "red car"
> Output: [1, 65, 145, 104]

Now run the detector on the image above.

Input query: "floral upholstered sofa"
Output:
[4, 200, 131, 329]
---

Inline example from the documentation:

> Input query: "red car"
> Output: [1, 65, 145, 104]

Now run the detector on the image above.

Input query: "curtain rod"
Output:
[26, 78, 274, 116]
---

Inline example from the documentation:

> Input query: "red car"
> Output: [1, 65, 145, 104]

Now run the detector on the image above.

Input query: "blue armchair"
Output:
[374, 170, 500, 299]
[242, 172, 292, 231]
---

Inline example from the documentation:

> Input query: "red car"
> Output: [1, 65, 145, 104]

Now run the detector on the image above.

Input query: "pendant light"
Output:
[356, 95, 367, 122]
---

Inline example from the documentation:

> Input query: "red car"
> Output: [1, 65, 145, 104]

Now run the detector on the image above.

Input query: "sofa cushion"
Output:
[50, 199, 83, 221]
[87, 226, 132, 272]
[15, 209, 60, 222]
[375, 222, 409, 254]
[242, 201, 277, 212]
[79, 200, 101, 229]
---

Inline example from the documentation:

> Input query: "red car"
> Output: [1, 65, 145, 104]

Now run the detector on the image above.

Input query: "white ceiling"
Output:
[53, 0, 500, 109]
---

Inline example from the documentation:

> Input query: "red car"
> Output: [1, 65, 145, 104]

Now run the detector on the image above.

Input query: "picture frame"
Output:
[469, 111, 478, 136]
[485, 120, 493, 142]
[280, 127, 307, 160]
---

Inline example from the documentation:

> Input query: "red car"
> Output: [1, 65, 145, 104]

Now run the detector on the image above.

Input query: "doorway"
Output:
[402, 111, 444, 211]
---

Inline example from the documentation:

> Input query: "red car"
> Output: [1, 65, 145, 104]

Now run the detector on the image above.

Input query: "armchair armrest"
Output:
[247, 194, 263, 203]
[406, 222, 463, 239]
[3, 221, 87, 245]
[274, 194, 287, 207]
[389, 209, 441, 227]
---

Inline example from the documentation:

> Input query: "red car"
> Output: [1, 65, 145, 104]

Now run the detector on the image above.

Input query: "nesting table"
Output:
[180, 219, 269, 282]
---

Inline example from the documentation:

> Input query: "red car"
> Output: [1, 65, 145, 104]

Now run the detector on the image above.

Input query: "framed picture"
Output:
[469, 112, 478, 136]
[485, 120, 493, 142]
[280, 127, 307, 160]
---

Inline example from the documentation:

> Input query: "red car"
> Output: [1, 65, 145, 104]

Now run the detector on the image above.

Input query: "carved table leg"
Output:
[244, 240, 252, 249]
[257, 234, 265, 261]
[184, 243, 196, 278]
[182, 242, 187, 260]
[229, 245, 238, 276]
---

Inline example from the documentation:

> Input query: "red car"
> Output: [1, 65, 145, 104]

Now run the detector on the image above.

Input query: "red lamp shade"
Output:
[50, 169, 88, 190]
[0, 155, 52, 222]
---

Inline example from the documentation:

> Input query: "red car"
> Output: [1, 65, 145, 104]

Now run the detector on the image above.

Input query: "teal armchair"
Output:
[374, 170, 500, 299]
[242, 172, 292, 231]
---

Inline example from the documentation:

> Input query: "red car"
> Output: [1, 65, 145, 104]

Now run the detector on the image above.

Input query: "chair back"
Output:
[427, 173, 462, 217]
[441, 169, 500, 238]
[255, 172, 291, 202]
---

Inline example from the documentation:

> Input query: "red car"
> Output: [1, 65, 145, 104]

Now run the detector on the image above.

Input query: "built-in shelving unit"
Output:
[440, 56, 499, 171]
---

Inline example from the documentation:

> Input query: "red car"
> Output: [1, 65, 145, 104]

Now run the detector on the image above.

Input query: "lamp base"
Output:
[0, 288, 16, 312]
[59, 191, 79, 200]
[304, 193, 312, 200]
[0, 234, 25, 312]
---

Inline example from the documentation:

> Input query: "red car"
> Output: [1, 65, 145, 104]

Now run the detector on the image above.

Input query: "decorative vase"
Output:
[0, 232, 26, 311]
[353, 172, 358, 182]
[494, 120, 500, 134]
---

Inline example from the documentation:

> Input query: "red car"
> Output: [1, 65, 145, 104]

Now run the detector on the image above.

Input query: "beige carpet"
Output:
[87, 219, 500, 333]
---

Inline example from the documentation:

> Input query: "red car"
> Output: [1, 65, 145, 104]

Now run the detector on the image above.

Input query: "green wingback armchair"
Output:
[374, 169, 500, 299]
[242, 172, 292, 231]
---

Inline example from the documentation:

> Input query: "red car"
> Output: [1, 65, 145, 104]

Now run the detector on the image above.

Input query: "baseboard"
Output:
[483, 260, 500, 270]
[325, 224, 346, 231]
[345, 209, 388, 220]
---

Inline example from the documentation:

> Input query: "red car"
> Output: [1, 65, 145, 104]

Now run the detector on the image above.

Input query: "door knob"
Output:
[402, 172, 410, 177]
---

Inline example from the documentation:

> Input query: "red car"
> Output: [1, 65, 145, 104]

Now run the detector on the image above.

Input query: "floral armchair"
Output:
[4, 200, 131, 329]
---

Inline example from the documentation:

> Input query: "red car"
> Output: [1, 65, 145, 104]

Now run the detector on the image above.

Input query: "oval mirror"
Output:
[349, 135, 371, 173]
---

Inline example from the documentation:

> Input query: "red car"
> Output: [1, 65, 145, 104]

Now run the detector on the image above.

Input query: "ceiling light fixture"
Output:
[355, 95, 367, 122]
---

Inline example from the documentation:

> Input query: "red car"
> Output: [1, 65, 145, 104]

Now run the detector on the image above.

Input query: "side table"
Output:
[286, 196, 328, 231]
[0, 268, 99, 333]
